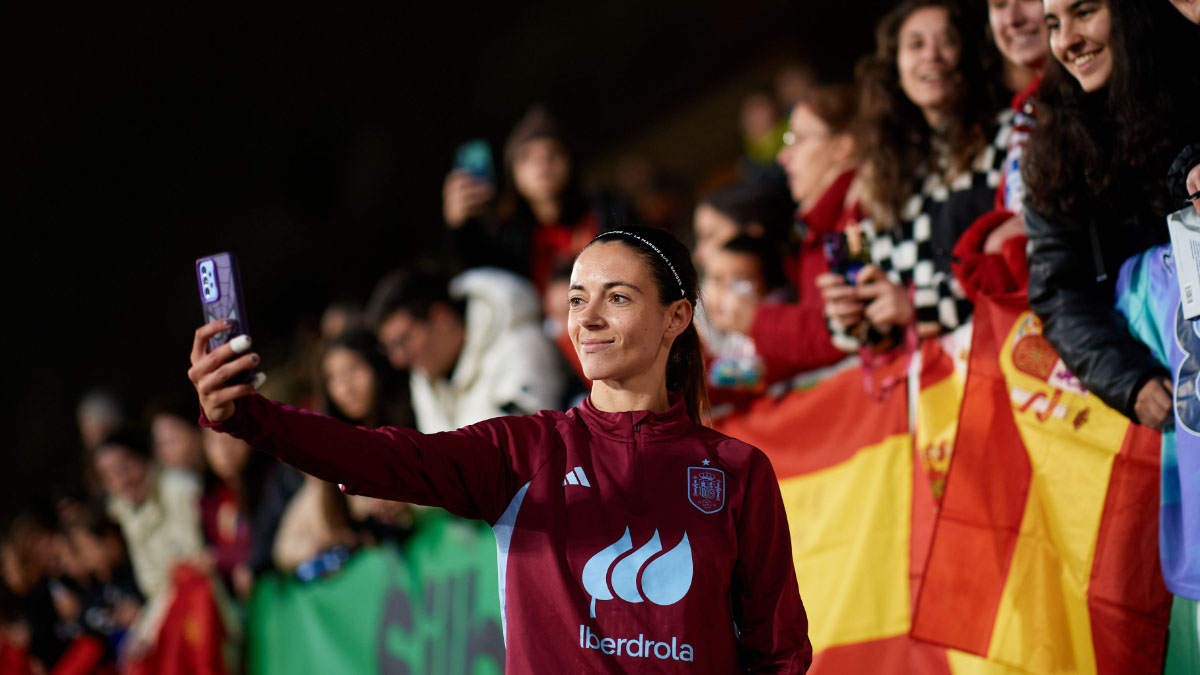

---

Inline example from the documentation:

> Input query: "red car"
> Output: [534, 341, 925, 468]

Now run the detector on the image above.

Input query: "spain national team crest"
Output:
[687, 467, 725, 514]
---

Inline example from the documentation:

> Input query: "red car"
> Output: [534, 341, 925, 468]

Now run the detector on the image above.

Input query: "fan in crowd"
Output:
[442, 106, 633, 293]
[1024, 0, 1200, 427]
[820, 0, 1009, 351]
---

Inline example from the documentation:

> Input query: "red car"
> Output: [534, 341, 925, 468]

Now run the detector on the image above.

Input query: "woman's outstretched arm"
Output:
[187, 319, 552, 523]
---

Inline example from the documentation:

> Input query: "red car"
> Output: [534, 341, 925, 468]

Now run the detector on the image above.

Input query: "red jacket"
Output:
[952, 75, 1040, 300]
[751, 171, 857, 379]
[204, 394, 811, 673]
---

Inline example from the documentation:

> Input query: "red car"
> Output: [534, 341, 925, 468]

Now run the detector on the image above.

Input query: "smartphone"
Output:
[196, 251, 254, 383]
[454, 139, 494, 183]
[821, 232, 867, 285]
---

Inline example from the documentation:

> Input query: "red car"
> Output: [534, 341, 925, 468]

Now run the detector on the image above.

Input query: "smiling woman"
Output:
[820, 0, 1009, 347]
[1022, 0, 1200, 426]
[988, 0, 1048, 92]
[1042, 0, 1112, 92]
[570, 229, 707, 423]
[186, 226, 813, 673]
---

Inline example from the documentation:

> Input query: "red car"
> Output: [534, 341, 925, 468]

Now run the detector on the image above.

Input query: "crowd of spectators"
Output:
[3, 0, 1198, 672]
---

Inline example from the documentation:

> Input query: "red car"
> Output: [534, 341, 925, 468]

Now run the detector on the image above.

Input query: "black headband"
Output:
[592, 230, 687, 299]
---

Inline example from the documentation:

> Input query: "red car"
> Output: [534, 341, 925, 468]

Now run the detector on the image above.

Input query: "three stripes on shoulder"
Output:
[563, 466, 591, 487]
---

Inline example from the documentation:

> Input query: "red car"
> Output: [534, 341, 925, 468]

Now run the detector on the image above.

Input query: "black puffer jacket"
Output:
[1168, 143, 1200, 201]
[1024, 204, 1169, 422]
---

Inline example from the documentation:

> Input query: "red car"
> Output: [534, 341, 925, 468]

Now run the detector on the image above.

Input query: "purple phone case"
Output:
[196, 252, 254, 383]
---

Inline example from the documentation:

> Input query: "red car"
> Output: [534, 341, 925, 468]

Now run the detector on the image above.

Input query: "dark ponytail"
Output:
[668, 320, 709, 425]
[587, 227, 710, 425]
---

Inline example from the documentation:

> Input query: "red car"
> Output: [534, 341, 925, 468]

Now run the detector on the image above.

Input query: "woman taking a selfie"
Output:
[187, 226, 812, 673]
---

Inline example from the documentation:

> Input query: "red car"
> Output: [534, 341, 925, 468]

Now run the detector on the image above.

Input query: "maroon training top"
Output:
[204, 394, 811, 673]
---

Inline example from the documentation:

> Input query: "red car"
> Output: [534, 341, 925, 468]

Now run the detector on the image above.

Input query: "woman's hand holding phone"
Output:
[443, 170, 495, 229]
[188, 319, 262, 424]
[854, 265, 913, 331]
[816, 272, 865, 328]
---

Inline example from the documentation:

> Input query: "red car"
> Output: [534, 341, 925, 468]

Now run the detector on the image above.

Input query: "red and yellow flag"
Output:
[716, 291, 1171, 673]
[912, 291, 1171, 674]
[715, 355, 952, 672]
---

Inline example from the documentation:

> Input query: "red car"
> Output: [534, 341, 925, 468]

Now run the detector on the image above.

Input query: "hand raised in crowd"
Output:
[1188, 163, 1199, 218]
[442, 169, 495, 229]
[816, 272, 865, 330]
[855, 265, 914, 332]
[188, 320, 261, 424]
[1134, 376, 1174, 430]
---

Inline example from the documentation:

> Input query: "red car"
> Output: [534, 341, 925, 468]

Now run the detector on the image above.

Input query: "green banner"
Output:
[248, 513, 505, 674]
[1165, 594, 1200, 675]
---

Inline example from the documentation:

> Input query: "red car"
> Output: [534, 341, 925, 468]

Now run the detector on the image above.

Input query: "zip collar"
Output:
[574, 394, 693, 441]
[798, 169, 856, 244]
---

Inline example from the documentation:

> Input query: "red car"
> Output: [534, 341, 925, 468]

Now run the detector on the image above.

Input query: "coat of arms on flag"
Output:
[687, 467, 725, 513]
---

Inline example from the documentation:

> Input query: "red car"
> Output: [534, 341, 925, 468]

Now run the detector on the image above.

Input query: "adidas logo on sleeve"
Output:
[562, 466, 591, 487]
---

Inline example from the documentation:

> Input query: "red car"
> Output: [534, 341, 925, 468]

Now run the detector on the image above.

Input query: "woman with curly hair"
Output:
[820, 0, 1010, 349]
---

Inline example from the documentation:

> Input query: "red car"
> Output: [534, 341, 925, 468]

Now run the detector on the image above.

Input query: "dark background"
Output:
[7, 1, 907, 517]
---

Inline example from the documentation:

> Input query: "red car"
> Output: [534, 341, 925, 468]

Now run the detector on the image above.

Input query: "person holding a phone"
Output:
[818, 0, 1010, 349]
[188, 227, 812, 673]
[442, 106, 630, 293]
[731, 82, 864, 373]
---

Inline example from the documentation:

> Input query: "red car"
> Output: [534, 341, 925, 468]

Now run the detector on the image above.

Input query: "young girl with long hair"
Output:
[443, 107, 631, 293]
[949, 0, 1050, 298]
[317, 329, 411, 429]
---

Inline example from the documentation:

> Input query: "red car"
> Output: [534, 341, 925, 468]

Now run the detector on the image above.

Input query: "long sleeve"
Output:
[866, 214, 974, 337]
[751, 301, 848, 379]
[732, 450, 812, 673]
[114, 470, 205, 645]
[203, 394, 558, 525]
[1024, 206, 1167, 421]
[950, 208, 1030, 301]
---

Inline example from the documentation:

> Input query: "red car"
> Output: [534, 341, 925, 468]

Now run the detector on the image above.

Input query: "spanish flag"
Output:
[911, 291, 1171, 673]
[715, 293, 1172, 672]
[714, 352, 954, 671]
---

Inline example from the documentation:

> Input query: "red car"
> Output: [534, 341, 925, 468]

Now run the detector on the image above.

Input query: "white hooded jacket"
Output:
[409, 267, 566, 432]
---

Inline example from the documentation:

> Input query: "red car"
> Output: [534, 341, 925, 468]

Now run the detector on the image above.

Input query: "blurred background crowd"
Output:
[6, 0, 1200, 673]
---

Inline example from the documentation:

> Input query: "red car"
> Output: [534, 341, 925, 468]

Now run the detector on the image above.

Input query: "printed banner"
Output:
[247, 512, 504, 675]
